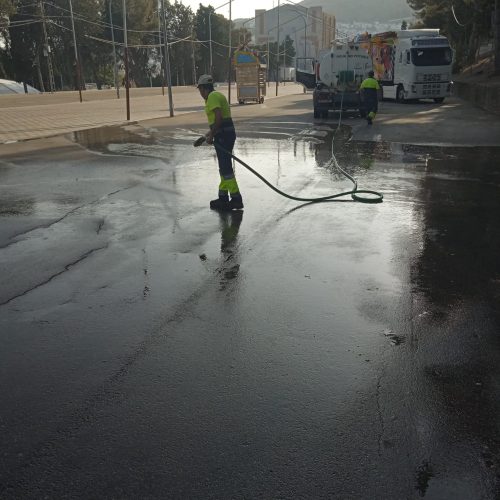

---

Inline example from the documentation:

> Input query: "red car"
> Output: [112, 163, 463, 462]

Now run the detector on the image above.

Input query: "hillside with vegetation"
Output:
[408, 0, 498, 73]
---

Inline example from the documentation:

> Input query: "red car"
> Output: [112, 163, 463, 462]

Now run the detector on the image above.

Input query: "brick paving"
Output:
[0, 84, 303, 143]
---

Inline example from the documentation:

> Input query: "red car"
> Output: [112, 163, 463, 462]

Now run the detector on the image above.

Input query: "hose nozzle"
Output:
[193, 136, 206, 147]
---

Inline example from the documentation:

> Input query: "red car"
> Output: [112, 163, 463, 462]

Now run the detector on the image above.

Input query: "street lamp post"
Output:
[122, 0, 130, 120]
[160, 0, 174, 116]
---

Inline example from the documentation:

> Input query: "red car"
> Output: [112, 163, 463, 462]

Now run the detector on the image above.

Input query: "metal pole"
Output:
[39, 0, 55, 93]
[209, 12, 213, 74]
[35, 54, 45, 92]
[275, 0, 279, 96]
[158, 14, 164, 95]
[122, 0, 130, 120]
[228, 0, 232, 105]
[267, 36, 270, 87]
[109, 0, 119, 98]
[161, 0, 174, 117]
[68, 0, 82, 102]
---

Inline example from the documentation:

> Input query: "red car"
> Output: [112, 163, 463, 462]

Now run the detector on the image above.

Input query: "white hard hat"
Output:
[197, 74, 213, 87]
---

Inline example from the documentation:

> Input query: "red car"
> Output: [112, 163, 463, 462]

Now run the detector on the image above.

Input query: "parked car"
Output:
[0, 79, 40, 94]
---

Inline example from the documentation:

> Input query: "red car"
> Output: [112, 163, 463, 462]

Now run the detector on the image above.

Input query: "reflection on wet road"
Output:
[1, 117, 500, 498]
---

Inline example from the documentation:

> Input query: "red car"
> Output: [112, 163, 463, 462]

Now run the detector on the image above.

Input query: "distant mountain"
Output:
[299, 0, 414, 23]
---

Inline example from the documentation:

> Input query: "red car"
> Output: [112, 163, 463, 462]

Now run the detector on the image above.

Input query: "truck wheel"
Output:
[238, 99, 244, 105]
[396, 85, 405, 103]
[434, 97, 445, 104]
[322, 110, 328, 119]
[314, 108, 320, 119]
[260, 97, 264, 104]
[359, 108, 367, 118]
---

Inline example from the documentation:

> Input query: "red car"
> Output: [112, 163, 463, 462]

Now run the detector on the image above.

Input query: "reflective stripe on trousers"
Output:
[214, 128, 240, 196]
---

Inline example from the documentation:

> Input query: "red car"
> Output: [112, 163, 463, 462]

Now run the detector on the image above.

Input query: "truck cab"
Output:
[366, 30, 453, 103]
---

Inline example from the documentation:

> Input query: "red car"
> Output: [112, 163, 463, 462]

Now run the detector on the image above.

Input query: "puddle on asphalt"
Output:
[72, 125, 156, 152]
[70, 122, 500, 184]
[66, 121, 500, 493]
[70, 123, 500, 316]
[0, 196, 84, 218]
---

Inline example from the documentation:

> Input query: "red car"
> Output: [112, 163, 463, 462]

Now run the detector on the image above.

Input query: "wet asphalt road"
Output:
[1, 98, 500, 499]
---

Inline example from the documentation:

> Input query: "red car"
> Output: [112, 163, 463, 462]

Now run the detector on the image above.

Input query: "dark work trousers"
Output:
[214, 128, 236, 178]
[363, 89, 379, 115]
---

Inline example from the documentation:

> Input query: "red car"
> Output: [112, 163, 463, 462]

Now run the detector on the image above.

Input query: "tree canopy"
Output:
[407, 0, 497, 71]
[0, 0, 287, 90]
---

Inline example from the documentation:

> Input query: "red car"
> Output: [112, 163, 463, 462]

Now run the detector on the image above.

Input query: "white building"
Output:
[253, 4, 335, 68]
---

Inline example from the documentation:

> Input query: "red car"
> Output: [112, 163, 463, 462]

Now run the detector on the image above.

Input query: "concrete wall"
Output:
[453, 80, 500, 115]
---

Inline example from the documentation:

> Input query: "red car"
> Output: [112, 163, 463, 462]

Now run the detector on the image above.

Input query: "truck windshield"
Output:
[411, 47, 452, 66]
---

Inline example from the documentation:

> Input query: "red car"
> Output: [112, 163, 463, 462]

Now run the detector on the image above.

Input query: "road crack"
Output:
[0, 186, 134, 250]
[0, 244, 109, 307]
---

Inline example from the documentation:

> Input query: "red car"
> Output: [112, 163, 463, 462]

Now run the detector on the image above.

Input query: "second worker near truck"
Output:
[360, 71, 381, 125]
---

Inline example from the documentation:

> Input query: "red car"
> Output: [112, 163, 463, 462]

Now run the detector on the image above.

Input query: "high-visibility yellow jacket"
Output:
[360, 77, 381, 90]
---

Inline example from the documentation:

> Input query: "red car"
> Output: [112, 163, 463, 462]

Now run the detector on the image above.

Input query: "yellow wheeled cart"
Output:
[234, 50, 266, 104]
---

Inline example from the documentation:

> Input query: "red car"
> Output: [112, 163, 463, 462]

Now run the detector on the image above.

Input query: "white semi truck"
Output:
[312, 43, 373, 119]
[358, 29, 453, 103]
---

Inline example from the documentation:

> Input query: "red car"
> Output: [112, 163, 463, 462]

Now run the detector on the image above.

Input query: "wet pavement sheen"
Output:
[1, 116, 500, 498]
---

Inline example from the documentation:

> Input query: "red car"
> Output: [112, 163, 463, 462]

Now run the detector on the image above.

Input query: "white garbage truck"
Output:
[357, 29, 453, 103]
[312, 42, 373, 119]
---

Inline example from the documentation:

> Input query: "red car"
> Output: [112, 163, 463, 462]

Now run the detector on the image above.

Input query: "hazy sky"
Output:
[178, 0, 279, 20]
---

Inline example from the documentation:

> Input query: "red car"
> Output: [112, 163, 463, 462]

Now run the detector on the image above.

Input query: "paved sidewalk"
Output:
[0, 83, 303, 143]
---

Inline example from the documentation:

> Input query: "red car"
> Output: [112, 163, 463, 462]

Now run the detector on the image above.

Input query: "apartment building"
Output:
[253, 4, 335, 63]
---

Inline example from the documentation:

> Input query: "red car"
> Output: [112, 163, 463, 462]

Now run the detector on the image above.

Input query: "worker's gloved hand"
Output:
[193, 136, 206, 147]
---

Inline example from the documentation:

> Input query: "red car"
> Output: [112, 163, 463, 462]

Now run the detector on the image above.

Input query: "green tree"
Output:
[106, 0, 157, 87]
[194, 5, 214, 77]
[5, 0, 43, 87]
[195, 4, 231, 82]
[50, 0, 112, 89]
[166, 1, 196, 86]
[408, 0, 496, 71]
[3, 0, 113, 90]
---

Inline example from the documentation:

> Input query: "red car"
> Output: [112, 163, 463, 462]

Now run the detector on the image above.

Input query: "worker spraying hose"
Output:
[195, 74, 244, 211]
[194, 75, 383, 206]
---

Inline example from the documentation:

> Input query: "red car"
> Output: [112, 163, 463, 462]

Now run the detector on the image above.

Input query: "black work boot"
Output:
[229, 196, 244, 210]
[210, 195, 231, 210]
